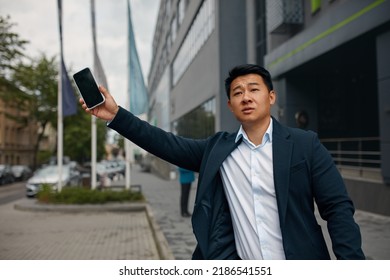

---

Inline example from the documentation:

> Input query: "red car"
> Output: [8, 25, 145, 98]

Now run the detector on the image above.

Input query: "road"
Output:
[0, 181, 26, 205]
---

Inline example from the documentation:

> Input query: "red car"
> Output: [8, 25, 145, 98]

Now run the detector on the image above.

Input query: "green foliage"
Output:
[1, 15, 108, 167]
[36, 150, 53, 167]
[37, 186, 144, 204]
[12, 55, 58, 127]
[10, 55, 60, 169]
[63, 112, 107, 163]
[0, 15, 28, 78]
[36, 184, 55, 203]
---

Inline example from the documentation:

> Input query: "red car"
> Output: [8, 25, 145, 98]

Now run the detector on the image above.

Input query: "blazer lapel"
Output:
[272, 119, 293, 226]
[195, 133, 240, 207]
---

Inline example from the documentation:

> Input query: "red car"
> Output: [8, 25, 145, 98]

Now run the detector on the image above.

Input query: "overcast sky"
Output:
[0, 0, 160, 108]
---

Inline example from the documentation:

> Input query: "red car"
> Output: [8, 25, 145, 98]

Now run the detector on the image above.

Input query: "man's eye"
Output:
[233, 92, 242, 96]
[251, 88, 259, 92]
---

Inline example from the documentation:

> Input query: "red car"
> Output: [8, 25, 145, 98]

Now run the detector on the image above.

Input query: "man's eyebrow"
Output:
[232, 84, 243, 92]
[232, 82, 259, 92]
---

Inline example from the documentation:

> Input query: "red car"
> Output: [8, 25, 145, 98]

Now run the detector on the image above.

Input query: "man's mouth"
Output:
[242, 107, 254, 114]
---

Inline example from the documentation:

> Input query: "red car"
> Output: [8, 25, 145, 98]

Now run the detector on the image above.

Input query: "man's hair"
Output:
[224, 64, 274, 99]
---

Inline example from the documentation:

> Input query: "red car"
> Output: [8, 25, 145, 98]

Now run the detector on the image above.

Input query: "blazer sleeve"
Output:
[309, 133, 365, 259]
[107, 106, 206, 172]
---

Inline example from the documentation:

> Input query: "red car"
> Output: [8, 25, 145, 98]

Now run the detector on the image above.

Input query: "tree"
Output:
[1, 15, 107, 167]
[0, 15, 28, 79]
[0, 15, 30, 126]
[12, 55, 108, 166]
[63, 111, 107, 163]
[11, 55, 59, 168]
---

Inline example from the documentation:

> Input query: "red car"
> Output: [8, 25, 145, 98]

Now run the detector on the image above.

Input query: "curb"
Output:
[145, 204, 175, 260]
[14, 199, 175, 260]
[14, 200, 146, 213]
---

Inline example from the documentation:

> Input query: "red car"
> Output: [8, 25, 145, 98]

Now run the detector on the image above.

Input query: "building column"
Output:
[376, 30, 390, 185]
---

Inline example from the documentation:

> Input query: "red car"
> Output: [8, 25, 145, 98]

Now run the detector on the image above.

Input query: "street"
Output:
[0, 181, 25, 205]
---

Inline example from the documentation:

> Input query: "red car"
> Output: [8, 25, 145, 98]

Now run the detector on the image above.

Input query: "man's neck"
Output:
[242, 118, 271, 146]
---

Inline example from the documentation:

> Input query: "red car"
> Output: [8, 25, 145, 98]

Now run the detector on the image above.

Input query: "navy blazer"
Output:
[109, 107, 365, 260]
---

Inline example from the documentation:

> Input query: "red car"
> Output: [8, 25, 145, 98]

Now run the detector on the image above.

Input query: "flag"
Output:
[58, 0, 77, 117]
[91, 0, 108, 89]
[127, 0, 148, 115]
[61, 58, 77, 116]
[93, 51, 108, 89]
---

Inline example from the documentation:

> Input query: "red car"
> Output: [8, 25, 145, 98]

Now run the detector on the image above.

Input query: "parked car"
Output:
[100, 160, 125, 180]
[78, 162, 106, 188]
[11, 165, 32, 181]
[0, 164, 15, 185]
[26, 164, 81, 197]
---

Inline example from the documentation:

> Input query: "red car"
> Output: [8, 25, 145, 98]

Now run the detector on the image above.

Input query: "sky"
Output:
[0, 0, 160, 108]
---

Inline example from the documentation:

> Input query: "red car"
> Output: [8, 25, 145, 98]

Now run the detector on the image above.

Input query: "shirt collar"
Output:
[235, 118, 273, 145]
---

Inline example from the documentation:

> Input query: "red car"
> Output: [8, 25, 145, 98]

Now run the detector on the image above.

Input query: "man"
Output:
[80, 64, 365, 260]
[178, 167, 195, 217]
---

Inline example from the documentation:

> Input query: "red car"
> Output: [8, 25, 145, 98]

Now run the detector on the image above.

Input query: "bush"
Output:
[36, 185, 144, 204]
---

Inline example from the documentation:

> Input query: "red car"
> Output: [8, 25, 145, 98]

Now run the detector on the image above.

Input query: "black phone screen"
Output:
[73, 67, 105, 109]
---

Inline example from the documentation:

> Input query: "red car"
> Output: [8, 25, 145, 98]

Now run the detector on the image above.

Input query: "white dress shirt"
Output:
[220, 118, 285, 259]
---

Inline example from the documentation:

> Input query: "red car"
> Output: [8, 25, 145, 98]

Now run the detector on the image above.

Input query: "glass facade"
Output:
[172, 0, 215, 86]
[178, 0, 186, 25]
[172, 98, 216, 138]
[151, 67, 171, 131]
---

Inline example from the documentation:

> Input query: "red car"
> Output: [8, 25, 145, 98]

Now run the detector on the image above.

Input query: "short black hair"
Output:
[224, 64, 274, 99]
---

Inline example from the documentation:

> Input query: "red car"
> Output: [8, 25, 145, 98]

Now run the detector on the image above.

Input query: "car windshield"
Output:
[35, 165, 69, 176]
[12, 166, 23, 171]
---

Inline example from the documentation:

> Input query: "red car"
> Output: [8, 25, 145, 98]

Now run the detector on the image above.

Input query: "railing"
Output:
[320, 137, 382, 182]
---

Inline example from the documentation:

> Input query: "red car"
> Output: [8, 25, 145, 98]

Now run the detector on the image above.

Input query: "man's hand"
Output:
[80, 85, 119, 121]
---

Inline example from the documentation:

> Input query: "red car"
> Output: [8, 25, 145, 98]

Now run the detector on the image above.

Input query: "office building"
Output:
[147, 0, 390, 215]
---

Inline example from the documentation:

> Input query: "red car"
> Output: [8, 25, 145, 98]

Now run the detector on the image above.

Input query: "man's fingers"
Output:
[99, 85, 109, 97]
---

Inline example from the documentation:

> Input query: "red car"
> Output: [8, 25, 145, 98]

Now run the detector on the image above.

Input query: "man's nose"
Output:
[242, 90, 252, 102]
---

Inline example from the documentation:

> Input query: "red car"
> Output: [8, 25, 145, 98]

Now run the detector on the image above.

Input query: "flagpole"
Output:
[91, 0, 97, 190]
[125, 0, 132, 191]
[91, 116, 97, 190]
[57, 65, 63, 192]
[57, 0, 64, 192]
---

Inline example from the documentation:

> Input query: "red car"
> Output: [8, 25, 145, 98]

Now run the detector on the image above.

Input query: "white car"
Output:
[26, 164, 81, 197]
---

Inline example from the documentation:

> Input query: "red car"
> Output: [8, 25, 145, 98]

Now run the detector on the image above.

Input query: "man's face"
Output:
[227, 73, 275, 126]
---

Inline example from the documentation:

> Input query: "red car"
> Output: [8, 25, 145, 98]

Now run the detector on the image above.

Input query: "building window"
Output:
[165, 0, 171, 19]
[172, 0, 215, 86]
[266, 0, 304, 34]
[178, 0, 186, 26]
[171, 14, 177, 43]
[256, 0, 267, 66]
[172, 98, 216, 138]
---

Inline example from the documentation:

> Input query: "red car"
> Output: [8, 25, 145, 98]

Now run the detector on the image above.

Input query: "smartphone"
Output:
[73, 67, 105, 109]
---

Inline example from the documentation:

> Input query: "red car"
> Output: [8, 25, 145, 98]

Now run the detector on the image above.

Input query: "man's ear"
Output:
[227, 99, 233, 112]
[269, 90, 276, 105]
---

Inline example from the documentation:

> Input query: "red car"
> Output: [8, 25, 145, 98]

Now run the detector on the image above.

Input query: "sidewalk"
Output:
[0, 164, 389, 260]
[0, 189, 174, 260]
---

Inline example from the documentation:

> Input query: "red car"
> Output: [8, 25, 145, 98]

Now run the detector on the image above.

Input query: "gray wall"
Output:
[217, 0, 248, 132]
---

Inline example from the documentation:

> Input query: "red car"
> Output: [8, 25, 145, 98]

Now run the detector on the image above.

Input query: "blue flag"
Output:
[58, 0, 77, 117]
[128, 0, 148, 115]
[61, 59, 77, 117]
